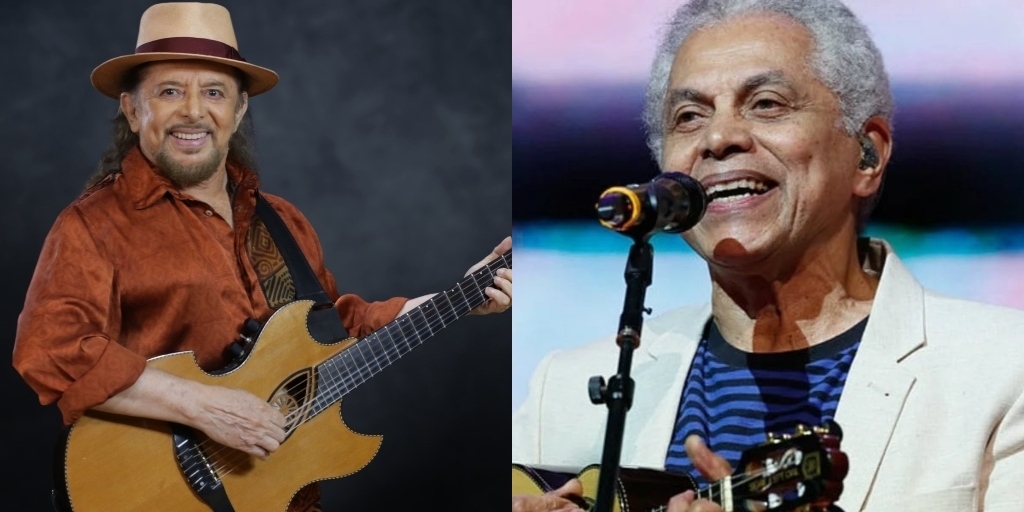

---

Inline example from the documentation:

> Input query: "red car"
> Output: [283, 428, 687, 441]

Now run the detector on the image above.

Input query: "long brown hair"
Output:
[86, 63, 259, 189]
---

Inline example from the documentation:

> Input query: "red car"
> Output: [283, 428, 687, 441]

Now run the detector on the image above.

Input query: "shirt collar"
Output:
[121, 146, 261, 209]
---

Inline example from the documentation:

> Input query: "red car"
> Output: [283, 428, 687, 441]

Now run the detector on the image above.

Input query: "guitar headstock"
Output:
[724, 421, 848, 512]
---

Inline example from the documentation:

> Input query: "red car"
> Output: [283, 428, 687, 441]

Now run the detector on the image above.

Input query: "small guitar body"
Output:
[512, 422, 848, 512]
[512, 463, 697, 512]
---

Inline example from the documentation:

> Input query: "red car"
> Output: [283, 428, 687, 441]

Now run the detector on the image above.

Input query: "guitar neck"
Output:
[645, 478, 733, 512]
[306, 250, 512, 416]
[695, 479, 733, 510]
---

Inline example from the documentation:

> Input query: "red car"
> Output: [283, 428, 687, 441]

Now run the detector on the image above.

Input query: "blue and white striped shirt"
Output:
[664, 318, 864, 484]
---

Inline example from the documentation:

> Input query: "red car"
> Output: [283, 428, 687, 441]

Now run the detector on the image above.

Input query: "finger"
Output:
[258, 435, 281, 455]
[267, 423, 288, 443]
[493, 274, 512, 296]
[267, 408, 287, 429]
[494, 236, 512, 256]
[244, 445, 269, 461]
[546, 497, 582, 512]
[685, 435, 733, 481]
[485, 287, 511, 309]
[551, 478, 583, 499]
[554, 506, 585, 512]
[472, 237, 513, 272]
[666, 490, 695, 512]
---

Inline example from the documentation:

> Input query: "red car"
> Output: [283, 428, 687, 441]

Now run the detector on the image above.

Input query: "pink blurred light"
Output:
[512, 0, 1024, 84]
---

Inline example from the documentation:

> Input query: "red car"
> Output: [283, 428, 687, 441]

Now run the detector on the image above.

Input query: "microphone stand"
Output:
[588, 235, 654, 512]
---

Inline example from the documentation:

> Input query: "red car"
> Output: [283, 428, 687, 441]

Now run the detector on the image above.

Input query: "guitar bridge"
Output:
[170, 423, 236, 511]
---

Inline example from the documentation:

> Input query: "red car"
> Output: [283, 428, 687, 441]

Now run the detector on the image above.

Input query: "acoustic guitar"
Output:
[512, 422, 848, 512]
[54, 250, 511, 512]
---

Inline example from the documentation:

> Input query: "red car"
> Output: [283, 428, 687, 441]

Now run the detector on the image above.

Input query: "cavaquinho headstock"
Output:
[712, 420, 848, 512]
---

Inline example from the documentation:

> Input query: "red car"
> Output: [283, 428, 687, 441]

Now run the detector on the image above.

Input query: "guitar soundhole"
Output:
[269, 368, 316, 434]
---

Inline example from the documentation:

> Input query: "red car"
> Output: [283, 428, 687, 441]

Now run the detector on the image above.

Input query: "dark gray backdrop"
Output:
[0, 1, 510, 510]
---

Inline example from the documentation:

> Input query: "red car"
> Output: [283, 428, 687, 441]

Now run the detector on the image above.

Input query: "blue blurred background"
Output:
[512, 0, 1024, 411]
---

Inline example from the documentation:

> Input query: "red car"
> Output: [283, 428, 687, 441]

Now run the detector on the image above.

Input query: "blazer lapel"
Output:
[626, 304, 712, 469]
[834, 244, 925, 511]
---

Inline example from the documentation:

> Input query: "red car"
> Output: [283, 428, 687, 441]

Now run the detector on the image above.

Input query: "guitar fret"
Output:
[310, 252, 510, 417]
[399, 314, 423, 348]
[374, 334, 393, 365]
[380, 324, 401, 358]
[414, 306, 434, 336]
[454, 279, 472, 315]
[346, 344, 370, 381]
[424, 297, 445, 328]
[357, 342, 381, 375]
[340, 349, 366, 387]
[439, 290, 456, 322]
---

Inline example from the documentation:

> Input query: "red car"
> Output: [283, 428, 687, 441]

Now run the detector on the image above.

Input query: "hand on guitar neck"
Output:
[666, 436, 736, 512]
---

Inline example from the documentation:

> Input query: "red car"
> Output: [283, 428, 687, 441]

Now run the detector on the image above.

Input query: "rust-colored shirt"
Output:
[14, 147, 406, 426]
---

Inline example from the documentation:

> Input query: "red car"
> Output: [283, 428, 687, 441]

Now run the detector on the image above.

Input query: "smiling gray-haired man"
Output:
[512, 1, 1024, 511]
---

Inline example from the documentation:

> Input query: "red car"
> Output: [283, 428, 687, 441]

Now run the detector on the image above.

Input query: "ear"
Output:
[233, 91, 249, 133]
[852, 116, 892, 200]
[120, 92, 142, 134]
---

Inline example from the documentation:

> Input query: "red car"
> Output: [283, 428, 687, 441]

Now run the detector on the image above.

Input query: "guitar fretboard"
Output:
[306, 251, 511, 416]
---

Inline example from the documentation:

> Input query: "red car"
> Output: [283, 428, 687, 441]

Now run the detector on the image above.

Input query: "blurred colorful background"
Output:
[513, 0, 1024, 411]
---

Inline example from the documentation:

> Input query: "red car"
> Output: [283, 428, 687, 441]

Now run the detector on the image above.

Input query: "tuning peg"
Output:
[813, 420, 844, 441]
[794, 424, 811, 436]
[766, 432, 790, 444]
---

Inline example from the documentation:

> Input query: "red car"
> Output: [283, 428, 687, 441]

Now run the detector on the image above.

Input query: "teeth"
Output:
[715, 192, 756, 202]
[172, 132, 208, 140]
[706, 178, 769, 197]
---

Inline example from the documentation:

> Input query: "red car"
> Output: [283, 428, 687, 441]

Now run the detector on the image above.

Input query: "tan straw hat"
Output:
[90, 2, 279, 99]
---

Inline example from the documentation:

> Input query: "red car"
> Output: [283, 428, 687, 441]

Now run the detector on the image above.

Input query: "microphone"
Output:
[595, 172, 707, 238]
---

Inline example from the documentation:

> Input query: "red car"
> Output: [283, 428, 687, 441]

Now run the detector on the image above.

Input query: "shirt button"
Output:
[205, 210, 214, 216]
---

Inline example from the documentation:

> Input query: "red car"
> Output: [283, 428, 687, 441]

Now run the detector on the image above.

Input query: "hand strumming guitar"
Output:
[512, 478, 585, 512]
[666, 435, 733, 512]
[93, 366, 287, 460]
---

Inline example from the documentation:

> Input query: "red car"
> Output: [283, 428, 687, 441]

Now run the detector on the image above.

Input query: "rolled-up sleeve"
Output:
[13, 207, 146, 425]
[335, 294, 407, 337]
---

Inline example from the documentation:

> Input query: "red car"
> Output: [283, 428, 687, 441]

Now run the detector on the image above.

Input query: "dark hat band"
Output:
[135, 37, 247, 62]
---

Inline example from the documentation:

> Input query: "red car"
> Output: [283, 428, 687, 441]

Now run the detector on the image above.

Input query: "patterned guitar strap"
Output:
[248, 191, 349, 343]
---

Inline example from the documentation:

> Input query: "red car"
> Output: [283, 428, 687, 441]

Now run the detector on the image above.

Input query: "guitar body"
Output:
[59, 301, 382, 512]
[512, 464, 696, 512]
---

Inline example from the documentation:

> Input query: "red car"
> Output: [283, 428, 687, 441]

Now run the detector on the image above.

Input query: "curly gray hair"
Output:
[643, 0, 893, 163]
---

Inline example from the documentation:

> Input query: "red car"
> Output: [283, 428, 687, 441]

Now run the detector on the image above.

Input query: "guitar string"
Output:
[206, 257, 505, 477]
[644, 462, 811, 512]
[193, 258, 504, 479]
[633, 465, 774, 512]
[182, 254, 510, 481]
[173, 254, 508, 481]
[184, 259, 502, 484]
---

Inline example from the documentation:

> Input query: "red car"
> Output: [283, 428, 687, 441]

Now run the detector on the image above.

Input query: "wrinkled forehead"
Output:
[669, 13, 821, 94]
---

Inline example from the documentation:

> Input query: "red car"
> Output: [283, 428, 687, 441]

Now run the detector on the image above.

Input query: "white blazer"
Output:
[512, 241, 1024, 511]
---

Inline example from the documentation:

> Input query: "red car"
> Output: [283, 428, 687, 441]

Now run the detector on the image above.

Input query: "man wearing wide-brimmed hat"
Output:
[13, 3, 512, 512]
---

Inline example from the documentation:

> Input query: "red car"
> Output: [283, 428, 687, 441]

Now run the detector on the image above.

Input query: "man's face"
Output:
[121, 60, 248, 187]
[661, 14, 876, 271]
